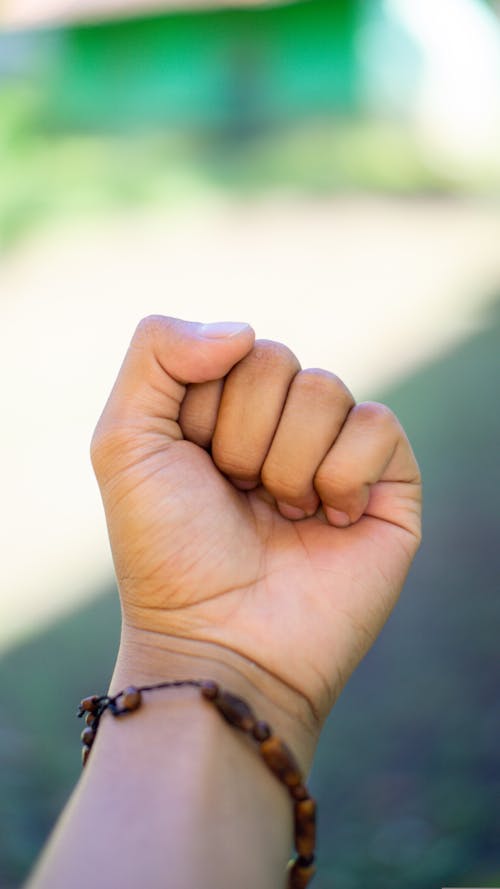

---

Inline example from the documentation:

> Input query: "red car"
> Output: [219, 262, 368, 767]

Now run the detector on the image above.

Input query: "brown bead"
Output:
[200, 680, 219, 700]
[252, 720, 271, 742]
[120, 687, 142, 711]
[81, 745, 91, 767]
[81, 726, 96, 747]
[291, 783, 309, 801]
[260, 736, 303, 787]
[213, 691, 256, 732]
[294, 798, 317, 858]
[85, 712, 97, 727]
[80, 695, 99, 713]
[288, 856, 316, 889]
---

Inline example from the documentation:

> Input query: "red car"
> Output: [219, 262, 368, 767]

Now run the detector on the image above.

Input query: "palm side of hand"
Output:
[92, 317, 421, 724]
[103, 436, 420, 721]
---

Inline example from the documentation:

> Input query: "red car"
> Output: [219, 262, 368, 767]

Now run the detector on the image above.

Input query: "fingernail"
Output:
[325, 507, 351, 527]
[199, 321, 251, 339]
[277, 502, 307, 520]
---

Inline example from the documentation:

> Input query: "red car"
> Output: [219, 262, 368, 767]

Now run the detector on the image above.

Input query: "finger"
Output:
[261, 369, 354, 519]
[314, 401, 421, 527]
[91, 316, 255, 477]
[211, 340, 300, 487]
[179, 379, 224, 448]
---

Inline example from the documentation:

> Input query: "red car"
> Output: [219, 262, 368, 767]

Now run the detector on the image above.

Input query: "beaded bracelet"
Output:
[77, 679, 316, 889]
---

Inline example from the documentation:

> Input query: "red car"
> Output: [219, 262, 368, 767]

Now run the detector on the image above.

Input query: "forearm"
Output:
[27, 635, 314, 889]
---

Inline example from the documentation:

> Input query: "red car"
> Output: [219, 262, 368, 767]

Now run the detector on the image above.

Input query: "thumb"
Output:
[91, 315, 255, 467]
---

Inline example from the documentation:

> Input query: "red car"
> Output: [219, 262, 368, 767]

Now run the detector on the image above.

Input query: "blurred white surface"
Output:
[391, 0, 500, 170]
[1, 195, 499, 650]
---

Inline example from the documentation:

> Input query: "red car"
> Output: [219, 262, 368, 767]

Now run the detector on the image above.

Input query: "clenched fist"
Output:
[91, 316, 421, 764]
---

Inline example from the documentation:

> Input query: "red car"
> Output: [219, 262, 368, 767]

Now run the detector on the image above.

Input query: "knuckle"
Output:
[354, 401, 397, 428]
[294, 369, 354, 406]
[133, 314, 165, 344]
[249, 340, 300, 373]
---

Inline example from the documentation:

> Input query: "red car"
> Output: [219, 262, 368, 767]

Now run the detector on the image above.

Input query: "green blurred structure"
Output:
[4, 0, 498, 250]
[44, 0, 360, 131]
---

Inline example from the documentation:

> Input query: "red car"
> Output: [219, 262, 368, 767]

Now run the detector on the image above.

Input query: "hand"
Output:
[91, 316, 421, 759]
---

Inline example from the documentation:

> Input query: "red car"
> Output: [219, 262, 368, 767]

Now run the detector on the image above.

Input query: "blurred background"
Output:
[1, 0, 499, 887]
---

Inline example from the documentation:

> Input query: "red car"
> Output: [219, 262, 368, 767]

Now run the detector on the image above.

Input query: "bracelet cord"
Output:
[78, 679, 316, 889]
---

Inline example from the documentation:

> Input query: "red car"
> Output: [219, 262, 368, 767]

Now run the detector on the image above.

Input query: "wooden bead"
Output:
[212, 691, 256, 732]
[294, 798, 317, 858]
[291, 783, 309, 801]
[81, 726, 96, 747]
[81, 745, 91, 767]
[288, 856, 316, 889]
[252, 720, 271, 742]
[200, 680, 219, 700]
[120, 687, 142, 712]
[85, 712, 97, 727]
[79, 695, 99, 713]
[260, 736, 303, 788]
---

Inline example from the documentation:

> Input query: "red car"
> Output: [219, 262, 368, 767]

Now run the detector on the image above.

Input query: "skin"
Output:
[27, 316, 421, 889]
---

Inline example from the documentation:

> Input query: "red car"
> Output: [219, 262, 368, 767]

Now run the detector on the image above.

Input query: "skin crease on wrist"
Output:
[111, 624, 320, 772]
[26, 316, 422, 889]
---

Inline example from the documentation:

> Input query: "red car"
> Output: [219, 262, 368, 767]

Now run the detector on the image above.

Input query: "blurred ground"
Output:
[2, 194, 500, 653]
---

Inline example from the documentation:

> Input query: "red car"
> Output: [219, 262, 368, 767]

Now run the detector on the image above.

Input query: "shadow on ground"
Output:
[1, 299, 499, 889]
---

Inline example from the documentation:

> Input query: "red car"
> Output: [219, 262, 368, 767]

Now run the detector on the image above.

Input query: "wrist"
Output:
[35, 670, 295, 889]
[111, 622, 320, 774]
